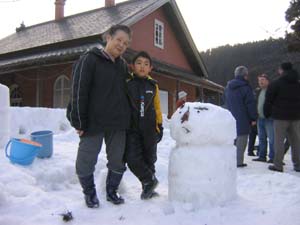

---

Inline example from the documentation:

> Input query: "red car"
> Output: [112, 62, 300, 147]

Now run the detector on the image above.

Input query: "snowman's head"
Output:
[170, 102, 236, 146]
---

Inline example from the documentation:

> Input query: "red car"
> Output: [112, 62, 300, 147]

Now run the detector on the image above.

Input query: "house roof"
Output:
[0, 0, 163, 55]
[0, 0, 209, 78]
[0, 43, 102, 73]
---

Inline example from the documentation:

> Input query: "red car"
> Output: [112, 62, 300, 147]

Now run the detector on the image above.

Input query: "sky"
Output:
[0, 0, 292, 51]
[0, 105, 300, 225]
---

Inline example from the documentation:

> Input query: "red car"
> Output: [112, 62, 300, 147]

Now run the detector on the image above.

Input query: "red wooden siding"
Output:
[130, 8, 193, 72]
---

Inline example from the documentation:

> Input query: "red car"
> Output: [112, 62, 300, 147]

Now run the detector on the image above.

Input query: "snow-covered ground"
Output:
[0, 107, 300, 225]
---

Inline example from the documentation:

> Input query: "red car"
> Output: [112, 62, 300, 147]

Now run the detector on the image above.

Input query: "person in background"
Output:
[284, 138, 290, 154]
[264, 62, 300, 172]
[224, 66, 257, 167]
[252, 74, 274, 163]
[247, 123, 258, 156]
[67, 25, 132, 208]
[125, 51, 163, 199]
[176, 91, 187, 108]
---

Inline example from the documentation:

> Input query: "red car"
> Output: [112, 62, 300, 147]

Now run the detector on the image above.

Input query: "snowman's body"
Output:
[169, 102, 237, 208]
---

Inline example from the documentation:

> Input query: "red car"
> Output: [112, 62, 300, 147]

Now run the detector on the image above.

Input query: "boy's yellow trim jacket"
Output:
[126, 74, 163, 133]
[153, 83, 163, 132]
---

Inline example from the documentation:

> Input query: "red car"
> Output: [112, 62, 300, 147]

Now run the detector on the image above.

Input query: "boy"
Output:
[126, 51, 163, 199]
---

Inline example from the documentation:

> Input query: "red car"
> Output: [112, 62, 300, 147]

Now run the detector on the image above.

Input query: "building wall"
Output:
[129, 7, 203, 117]
[1, 71, 37, 106]
[177, 81, 198, 102]
[151, 73, 198, 117]
[0, 63, 72, 107]
[151, 73, 176, 117]
[130, 8, 193, 72]
[0, 65, 199, 117]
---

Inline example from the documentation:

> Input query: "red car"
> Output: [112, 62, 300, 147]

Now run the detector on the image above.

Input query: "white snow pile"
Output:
[9, 107, 72, 138]
[0, 106, 300, 225]
[169, 102, 237, 208]
[0, 83, 10, 148]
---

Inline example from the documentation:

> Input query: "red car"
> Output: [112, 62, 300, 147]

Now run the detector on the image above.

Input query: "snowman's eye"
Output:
[197, 111, 200, 113]
[179, 111, 182, 114]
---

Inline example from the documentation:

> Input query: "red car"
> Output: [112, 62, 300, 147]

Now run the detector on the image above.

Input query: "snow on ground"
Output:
[0, 107, 300, 225]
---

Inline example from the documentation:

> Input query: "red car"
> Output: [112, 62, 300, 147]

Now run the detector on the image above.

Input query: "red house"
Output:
[0, 0, 223, 118]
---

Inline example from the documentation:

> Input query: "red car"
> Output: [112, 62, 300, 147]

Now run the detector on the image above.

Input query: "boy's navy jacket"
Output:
[225, 76, 257, 136]
[67, 47, 131, 133]
[126, 74, 162, 132]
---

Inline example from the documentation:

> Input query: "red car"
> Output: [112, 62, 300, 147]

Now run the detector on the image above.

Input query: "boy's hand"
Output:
[156, 124, 164, 143]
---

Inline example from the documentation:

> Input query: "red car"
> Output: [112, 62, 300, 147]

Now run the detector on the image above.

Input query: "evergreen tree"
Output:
[200, 38, 300, 88]
[285, 0, 300, 51]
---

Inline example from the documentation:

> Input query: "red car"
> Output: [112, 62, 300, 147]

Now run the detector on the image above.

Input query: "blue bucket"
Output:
[30, 130, 53, 158]
[5, 138, 42, 166]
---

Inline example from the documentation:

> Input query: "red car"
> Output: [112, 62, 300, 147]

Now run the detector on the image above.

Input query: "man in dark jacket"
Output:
[225, 66, 257, 167]
[264, 62, 300, 172]
[67, 25, 131, 208]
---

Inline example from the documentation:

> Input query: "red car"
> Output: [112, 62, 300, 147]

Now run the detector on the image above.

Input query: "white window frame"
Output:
[159, 90, 168, 115]
[10, 84, 22, 106]
[154, 19, 164, 49]
[53, 75, 70, 108]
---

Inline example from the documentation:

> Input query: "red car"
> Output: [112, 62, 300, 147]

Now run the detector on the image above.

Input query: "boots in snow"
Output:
[78, 174, 99, 208]
[106, 170, 125, 205]
[141, 176, 158, 200]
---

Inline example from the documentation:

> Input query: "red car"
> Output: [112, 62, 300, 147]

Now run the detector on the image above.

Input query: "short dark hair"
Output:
[280, 62, 293, 71]
[258, 73, 270, 81]
[131, 51, 152, 66]
[104, 24, 132, 41]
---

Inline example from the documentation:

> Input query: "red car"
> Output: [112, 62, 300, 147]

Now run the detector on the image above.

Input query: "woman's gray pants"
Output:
[236, 135, 248, 166]
[76, 130, 126, 178]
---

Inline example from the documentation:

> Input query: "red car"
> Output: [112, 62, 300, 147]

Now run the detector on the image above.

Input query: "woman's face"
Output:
[105, 30, 130, 59]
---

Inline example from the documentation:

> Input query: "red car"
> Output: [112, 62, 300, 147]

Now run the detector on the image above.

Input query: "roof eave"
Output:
[120, 0, 169, 26]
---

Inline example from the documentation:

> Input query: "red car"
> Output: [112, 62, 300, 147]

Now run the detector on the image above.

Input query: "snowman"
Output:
[169, 102, 237, 208]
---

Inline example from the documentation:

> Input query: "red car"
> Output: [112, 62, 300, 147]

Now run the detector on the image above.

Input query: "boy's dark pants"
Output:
[125, 129, 157, 184]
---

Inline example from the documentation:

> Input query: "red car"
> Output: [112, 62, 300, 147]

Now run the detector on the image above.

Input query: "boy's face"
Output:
[133, 56, 152, 78]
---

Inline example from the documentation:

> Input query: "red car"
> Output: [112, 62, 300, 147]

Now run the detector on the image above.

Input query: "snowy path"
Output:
[1, 128, 300, 225]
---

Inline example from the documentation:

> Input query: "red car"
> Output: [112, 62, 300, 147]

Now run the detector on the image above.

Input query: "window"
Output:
[10, 84, 22, 106]
[154, 19, 164, 49]
[159, 90, 168, 115]
[53, 75, 70, 108]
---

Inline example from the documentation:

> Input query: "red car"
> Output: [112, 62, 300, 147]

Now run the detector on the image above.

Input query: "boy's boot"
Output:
[78, 174, 100, 208]
[141, 175, 158, 200]
[106, 170, 125, 205]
